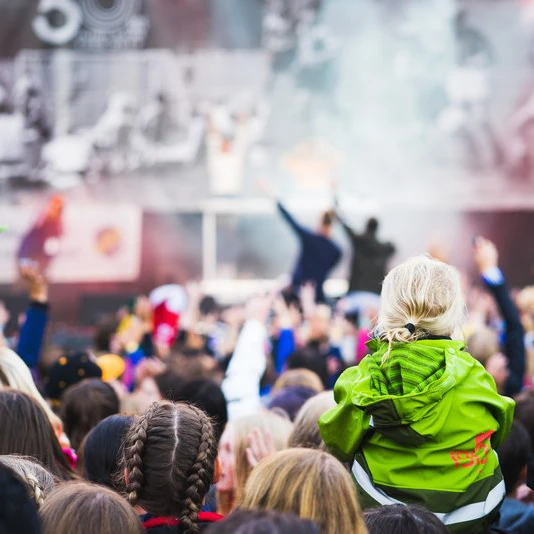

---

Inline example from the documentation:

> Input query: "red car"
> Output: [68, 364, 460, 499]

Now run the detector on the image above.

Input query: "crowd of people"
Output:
[1, 201, 534, 534]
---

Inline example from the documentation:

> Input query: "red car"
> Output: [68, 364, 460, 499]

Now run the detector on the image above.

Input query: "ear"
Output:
[213, 457, 222, 485]
[520, 464, 528, 485]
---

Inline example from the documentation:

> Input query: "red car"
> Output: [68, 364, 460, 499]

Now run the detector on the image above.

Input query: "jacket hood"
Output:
[353, 339, 474, 445]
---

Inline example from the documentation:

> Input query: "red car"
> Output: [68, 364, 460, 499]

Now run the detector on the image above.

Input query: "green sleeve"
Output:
[319, 366, 371, 462]
[473, 364, 515, 448]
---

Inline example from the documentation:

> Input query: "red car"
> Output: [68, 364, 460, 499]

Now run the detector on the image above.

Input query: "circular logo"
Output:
[95, 227, 122, 257]
[80, 0, 140, 32]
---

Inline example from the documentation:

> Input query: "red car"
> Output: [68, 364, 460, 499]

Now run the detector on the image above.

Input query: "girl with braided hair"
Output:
[121, 400, 223, 533]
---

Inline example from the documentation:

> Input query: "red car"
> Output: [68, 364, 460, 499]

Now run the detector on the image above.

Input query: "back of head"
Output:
[320, 210, 335, 229]
[173, 379, 228, 442]
[0, 348, 61, 431]
[241, 448, 366, 534]
[232, 411, 293, 503]
[376, 256, 465, 349]
[366, 217, 379, 235]
[364, 504, 447, 534]
[44, 352, 103, 404]
[286, 348, 329, 389]
[272, 369, 324, 394]
[0, 456, 55, 509]
[288, 391, 336, 449]
[466, 327, 500, 366]
[154, 370, 186, 402]
[82, 415, 134, 489]
[61, 379, 120, 451]
[0, 390, 72, 480]
[497, 420, 532, 494]
[268, 386, 317, 421]
[122, 401, 217, 534]
[205, 510, 320, 534]
[0, 463, 41, 534]
[40, 482, 143, 534]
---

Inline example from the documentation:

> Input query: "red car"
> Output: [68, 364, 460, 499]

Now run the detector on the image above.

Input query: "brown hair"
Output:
[0, 455, 55, 508]
[241, 448, 367, 534]
[61, 379, 120, 450]
[0, 390, 73, 480]
[122, 401, 217, 534]
[40, 482, 144, 534]
[0, 348, 63, 435]
[287, 391, 335, 450]
[321, 210, 335, 227]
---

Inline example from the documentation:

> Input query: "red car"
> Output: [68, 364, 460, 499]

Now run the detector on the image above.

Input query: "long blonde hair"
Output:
[217, 410, 293, 516]
[241, 448, 367, 534]
[375, 256, 465, 362]
[0, 348, 63, 434]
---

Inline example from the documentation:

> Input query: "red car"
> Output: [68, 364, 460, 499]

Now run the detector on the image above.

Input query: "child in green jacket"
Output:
[319, 256, 515, 534]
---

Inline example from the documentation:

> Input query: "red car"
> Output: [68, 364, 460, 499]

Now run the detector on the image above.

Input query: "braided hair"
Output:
[174, 404, 217, 534]
[123, 403, 158, 506]
[121, 401, 217, 534]
[0, 455, 56, 509]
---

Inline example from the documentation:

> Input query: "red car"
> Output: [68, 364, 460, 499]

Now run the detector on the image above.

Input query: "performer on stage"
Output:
[258, 180, 341, 302]
[336, 212, 396, 296]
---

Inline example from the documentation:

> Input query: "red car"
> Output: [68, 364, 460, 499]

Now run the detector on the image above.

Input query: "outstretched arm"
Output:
[257, 178, 307, 238]
[16, 262, 49, 369]
[474, 238, 525, 396]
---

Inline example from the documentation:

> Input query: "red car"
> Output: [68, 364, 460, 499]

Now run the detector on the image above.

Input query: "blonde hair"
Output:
[288, 391, 335, 450]
[218, 410, 293, 516]
[0, 348, 63, 434]
[241, 448, 367, 534]
[467, 327, 499, 365]
[375, 256, 465, 362]
[272, 369, 324, 394]
[0, 455, 55, 508]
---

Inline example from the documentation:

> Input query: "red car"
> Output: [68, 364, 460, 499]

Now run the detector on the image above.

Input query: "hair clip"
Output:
[405, 323, 416, 335]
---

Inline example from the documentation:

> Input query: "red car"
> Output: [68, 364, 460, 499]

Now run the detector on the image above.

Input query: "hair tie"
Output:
[405, 323, 416, 335]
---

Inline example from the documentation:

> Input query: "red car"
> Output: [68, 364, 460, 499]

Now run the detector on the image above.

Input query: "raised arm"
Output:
[16, 262, 49, 369]
[257, 178, 307, 238]
[221, 294, 272, 420]
[474, 238, 525, 396]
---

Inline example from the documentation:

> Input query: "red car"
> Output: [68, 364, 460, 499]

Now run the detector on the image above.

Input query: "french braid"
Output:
[25, 473, 44, 508]
[175, 405, 217, 534]
[123, 403, 158, 506]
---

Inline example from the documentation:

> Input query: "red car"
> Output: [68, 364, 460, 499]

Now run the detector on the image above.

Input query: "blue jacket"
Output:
[278, 202, 341, 302]
[17, 301, 49, 369]
[498, 498, 534, 534]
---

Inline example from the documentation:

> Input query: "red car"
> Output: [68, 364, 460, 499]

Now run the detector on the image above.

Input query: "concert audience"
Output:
[0, 232, 532, 534]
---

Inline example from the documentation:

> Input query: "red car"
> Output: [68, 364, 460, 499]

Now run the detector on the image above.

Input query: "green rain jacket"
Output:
[319, 338, 515, 534]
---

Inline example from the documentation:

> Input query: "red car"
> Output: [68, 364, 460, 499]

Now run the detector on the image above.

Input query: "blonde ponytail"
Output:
[375, 256, 465, 364]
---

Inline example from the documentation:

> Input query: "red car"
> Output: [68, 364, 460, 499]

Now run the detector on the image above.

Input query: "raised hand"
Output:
[246, 427, 276, 468]
[19, 261, 48, 303]
[473, 237, 499, 274]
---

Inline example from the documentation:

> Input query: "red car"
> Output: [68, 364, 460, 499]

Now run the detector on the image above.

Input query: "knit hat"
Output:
[44, 352, 102, 403]
[97, 354, 126, 383]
